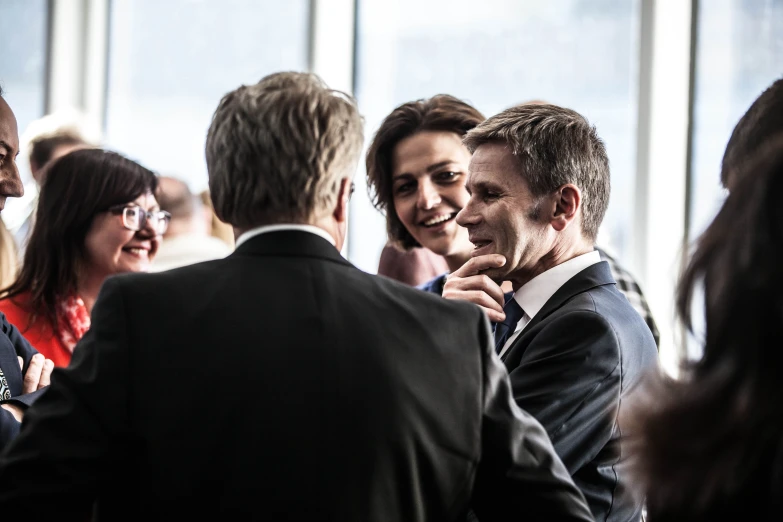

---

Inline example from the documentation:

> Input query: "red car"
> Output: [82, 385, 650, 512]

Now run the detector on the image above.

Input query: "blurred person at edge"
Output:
[629, 136, 783, 521]
[628, 76, 783, 522]
[0, 149, 169, 367]
[0, 85, 54, 448]
[151, 176, 231, 272]
[0, 72, 593, 521]
[367, 94, 515, 297]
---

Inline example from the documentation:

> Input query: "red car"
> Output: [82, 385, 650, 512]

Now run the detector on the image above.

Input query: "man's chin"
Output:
[478, 266, 506, 285]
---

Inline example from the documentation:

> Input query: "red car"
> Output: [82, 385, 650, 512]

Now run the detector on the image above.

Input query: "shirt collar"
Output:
[234, 224, 336, 249]
[513, 250, 602, 320]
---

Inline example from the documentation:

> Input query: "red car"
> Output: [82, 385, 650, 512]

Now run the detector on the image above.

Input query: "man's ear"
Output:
[550, 184, 581, 232]
[333, 178, 353, 224]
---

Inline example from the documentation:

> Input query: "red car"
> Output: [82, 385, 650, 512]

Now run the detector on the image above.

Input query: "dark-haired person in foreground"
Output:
[0, 73, 592, 521]
[444, 103, 659, 521]
[630, 136, 783, 521]
[0, 86, 54, 448]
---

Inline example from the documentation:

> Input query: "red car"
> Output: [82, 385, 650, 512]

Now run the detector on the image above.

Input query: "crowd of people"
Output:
[0, 70, 777, 521]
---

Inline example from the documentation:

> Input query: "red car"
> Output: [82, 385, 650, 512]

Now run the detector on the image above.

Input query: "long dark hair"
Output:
[634, 137, 783, 520]
[365, 95, 484, 249]
[1, 148, 158, 330]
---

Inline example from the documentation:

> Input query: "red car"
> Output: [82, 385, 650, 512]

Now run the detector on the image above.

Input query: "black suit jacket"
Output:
[0, 231, 592, 522]
[0, 312, 45, 449]
[501, 261, 659, 522]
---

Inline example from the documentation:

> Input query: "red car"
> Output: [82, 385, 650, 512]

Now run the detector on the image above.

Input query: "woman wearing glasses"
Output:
[0, 149, 169, 367]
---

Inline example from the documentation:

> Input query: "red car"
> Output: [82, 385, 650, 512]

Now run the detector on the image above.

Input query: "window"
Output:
[689, 0, 783, 239]
[105, 0, 310, 192]
[0, 0, 48, 176]
[352, 0, 641, 274]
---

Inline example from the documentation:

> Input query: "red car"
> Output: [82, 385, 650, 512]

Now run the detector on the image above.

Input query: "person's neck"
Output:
[444, 250, 471, 274]
[77, 271, 107, 314]
[509, 238, 593, 292]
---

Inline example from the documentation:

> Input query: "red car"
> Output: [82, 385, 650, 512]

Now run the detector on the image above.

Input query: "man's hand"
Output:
[443, 255, 507, 322]
[18, 354, 54, 394]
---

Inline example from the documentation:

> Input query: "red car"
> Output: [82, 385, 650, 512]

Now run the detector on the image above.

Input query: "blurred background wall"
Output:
[1, 0, 782, 372]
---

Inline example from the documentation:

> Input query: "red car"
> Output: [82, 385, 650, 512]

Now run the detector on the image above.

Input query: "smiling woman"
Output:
[366, 95, 484, 295]
[0, 149, 166, 367]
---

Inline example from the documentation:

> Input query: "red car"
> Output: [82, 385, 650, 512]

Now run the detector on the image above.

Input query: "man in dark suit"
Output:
[0, 86, 54, 448]
[443, 104, 659, 521]
[0, 73, 593, 521]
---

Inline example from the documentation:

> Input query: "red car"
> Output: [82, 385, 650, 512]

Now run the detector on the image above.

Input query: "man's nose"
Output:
[456, 201, 477, 227]
[416, 180, 441, 210]
[0, 163, 24, 199]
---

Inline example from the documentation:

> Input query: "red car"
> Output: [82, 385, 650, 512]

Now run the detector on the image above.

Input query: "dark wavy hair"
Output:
[1, 148, 158, 331]
[633, 136, 783, 521]
[365, 95, 484, 250]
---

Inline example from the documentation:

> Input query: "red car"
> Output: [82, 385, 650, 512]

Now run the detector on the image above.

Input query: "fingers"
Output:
[38, 358, 54, 389]
[443, 272, 507, 323]
[22, 354, 45, 394]
[445, 273, 506, 309]
[451, 255, 506, 278]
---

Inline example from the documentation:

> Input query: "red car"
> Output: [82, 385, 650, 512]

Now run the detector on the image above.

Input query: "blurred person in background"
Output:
[0, 85, 54, 448]
[629, 136, 783, 521]
[0, 149, 168, 367]
[366, 94, 486, 295]
[151, 176, 231, 272]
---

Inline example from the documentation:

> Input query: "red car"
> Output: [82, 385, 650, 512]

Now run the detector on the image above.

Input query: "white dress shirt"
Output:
[498, 250, 601, 358]
[234, 224, 336, 249]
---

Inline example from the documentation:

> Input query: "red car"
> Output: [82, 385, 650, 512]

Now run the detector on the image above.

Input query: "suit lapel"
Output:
[501, 261, 616, 361]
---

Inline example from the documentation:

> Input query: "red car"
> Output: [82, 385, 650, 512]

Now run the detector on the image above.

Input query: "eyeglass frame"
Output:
[107, 204, 171, 235]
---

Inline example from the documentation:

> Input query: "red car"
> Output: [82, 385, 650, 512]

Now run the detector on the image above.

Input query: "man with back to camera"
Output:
[443, 103, 659, 521]
[0, 73, 593, 521]
[0, 86, 55, 447]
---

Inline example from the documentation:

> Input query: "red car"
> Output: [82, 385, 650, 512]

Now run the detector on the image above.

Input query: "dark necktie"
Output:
[494, 298, 525, 354]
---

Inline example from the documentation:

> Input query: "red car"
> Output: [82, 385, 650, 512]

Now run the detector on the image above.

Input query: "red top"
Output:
[0, 293, 73, 367]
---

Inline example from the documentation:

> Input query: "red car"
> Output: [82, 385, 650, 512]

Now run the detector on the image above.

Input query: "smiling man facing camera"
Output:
[0, 74, 591, 521]
[444, 103, 659, 521]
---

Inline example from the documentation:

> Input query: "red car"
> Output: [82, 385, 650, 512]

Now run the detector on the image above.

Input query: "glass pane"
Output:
[687, 0, 783, 359]
[352, 0, 640, 274]
[0, 0, 48, 176]
[689, 0, 783, 240]
[105, 0, 310, 191]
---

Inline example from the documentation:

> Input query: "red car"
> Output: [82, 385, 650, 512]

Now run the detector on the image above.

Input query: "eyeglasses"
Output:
[108, 205, 171, 235]
[349, 182, 356, 200]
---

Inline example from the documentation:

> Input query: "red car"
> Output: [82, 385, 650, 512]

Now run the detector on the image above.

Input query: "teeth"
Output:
[423, 214, 453, 226]
[126, 248, 147, 256]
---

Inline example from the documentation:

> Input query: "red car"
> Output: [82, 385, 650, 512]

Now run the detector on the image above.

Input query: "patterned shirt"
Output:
[596, 247, 660, 348]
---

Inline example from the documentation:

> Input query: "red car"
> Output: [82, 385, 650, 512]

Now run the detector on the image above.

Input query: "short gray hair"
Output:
[463, 104, 610, 242]
[206, 71, 364, 228]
